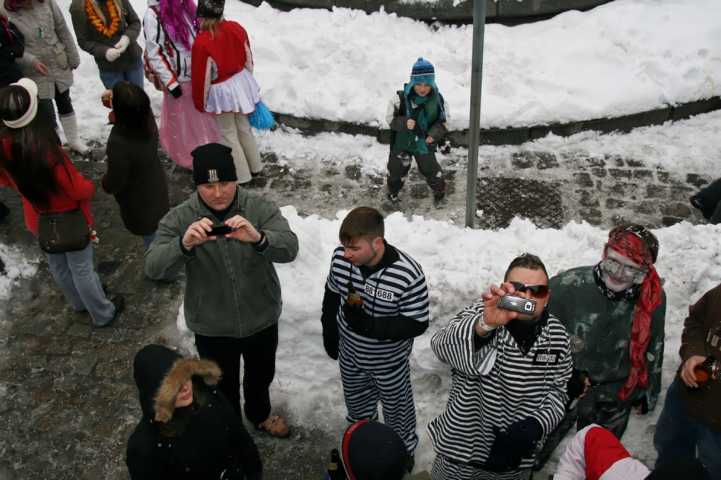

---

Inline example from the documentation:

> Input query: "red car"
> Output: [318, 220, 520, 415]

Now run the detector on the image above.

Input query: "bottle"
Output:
[325, 448, 345, 480]
[693, 357, 719, 386]
[347, 286, 363, 307]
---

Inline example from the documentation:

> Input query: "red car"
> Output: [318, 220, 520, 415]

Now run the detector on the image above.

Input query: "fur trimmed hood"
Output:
[133, 344, 221, 423]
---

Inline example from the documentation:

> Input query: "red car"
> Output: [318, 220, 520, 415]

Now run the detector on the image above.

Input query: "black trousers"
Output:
[195, 323, 278, 425]
[37, 85, 74, 128]
[387, 150, 445, 195]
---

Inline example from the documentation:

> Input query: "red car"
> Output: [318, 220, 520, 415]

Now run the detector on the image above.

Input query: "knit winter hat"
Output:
[197, 0, 224, 18]
[192, 143, 237, 185]
[341, 420, 407, 480]
[409, 57, 436, 88]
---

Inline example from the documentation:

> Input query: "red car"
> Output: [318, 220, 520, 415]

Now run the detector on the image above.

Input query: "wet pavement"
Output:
[0, 140, 709, 479]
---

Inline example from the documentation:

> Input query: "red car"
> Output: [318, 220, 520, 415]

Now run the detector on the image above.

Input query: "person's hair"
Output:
[339, 207, 384, 244]
[4, 0, 40, 12]
[0, 85, 63, 208]
[503, 253, 549, 282]
[159, 0, 197, 50]
[111, 81, 157, 138]
[198, 17, 221, 34]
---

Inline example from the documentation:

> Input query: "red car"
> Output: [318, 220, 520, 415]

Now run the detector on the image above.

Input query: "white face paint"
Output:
[600, 249, 647, 292]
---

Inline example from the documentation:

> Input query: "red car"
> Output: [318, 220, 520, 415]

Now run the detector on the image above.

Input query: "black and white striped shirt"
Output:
[428, 301, 572, 472]
[325, 245, 430, 368]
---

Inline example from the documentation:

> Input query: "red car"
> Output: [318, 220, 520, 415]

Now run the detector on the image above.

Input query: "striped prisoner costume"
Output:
[323, 242, 429, 453]
[428, 301, 572, 479]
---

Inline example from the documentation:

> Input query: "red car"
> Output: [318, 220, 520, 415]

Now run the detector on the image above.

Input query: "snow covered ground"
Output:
[168, 211, 721, 472]
[0, 245, 37, 302]
[53, 0, 721, 140]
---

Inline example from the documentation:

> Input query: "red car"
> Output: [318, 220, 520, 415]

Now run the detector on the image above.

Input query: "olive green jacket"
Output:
[144, 188, 298, 338]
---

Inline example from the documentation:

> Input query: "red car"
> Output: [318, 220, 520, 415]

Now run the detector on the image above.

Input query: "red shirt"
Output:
[0, 138, 94, 236]
[191, 20, 250, 112]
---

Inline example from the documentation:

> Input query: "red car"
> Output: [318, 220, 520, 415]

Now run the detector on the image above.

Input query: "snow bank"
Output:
[255, 108, 721, 175]
[175, 209, 721, 471]
[55, 0, 721, 140]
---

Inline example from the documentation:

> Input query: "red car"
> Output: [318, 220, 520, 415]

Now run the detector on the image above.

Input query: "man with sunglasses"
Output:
[428, 254, 572, 480]
[535, 224, 666, 470]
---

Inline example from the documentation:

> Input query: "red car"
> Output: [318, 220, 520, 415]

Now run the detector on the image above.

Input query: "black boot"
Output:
[0, 201, 9, 224]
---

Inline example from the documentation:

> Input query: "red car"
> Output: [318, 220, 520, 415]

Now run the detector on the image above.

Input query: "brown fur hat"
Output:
[153, 358, 221, 423]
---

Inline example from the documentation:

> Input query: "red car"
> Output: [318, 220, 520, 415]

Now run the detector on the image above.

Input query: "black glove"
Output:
[343, 303, 373, 337]
[567, 369, 590, 402]
[322, 320, 339, 360]
[484, 418, 542, 472]
[169, 85, 182, 99]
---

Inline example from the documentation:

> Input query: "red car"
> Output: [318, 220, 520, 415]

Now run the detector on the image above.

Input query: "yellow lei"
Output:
[84, 0, 121, 38]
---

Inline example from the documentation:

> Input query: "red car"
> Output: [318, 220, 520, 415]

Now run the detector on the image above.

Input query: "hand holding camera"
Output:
[182, 218, 235, 250]
[476, 282, 521, 334]
[224, 215, 261, 243]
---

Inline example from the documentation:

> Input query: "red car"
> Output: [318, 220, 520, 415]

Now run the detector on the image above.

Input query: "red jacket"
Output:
[0, 138, 95, 236]
[191, 20, 251, 112]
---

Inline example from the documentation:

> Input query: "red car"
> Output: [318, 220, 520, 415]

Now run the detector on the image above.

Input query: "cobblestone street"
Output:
[0, 143, 709, 480]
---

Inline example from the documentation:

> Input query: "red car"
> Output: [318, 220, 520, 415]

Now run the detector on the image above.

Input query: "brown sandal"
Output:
[255, 414, 290, 438]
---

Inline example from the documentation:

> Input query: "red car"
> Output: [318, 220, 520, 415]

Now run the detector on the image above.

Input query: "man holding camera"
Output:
[654, 283, 721, 479]
[428, 254, 572, 480]
[145, 143, 298, 437]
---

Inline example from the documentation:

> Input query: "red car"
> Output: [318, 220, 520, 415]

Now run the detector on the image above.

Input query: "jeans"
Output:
[195, 323, 278, 424]
[46, 243, 115, 326]
[654, 378, 721, 478]
[142, 232, 156, 250]
[98, 57, 144, 89]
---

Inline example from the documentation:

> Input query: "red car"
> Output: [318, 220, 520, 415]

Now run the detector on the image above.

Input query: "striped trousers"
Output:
[431, 454, 532, 480]
[339, 352, 418, 453]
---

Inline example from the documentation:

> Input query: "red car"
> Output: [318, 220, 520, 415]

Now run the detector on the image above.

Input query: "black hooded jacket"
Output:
[126, 345, 262, 480]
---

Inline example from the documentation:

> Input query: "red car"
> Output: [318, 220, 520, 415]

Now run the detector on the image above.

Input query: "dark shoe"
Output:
[690, 195, 713, 219]
[0, 201, 9, 223]
[433, 189, 446, 206]
[97, 295, 124, 328]
[406, 454, 415, 473]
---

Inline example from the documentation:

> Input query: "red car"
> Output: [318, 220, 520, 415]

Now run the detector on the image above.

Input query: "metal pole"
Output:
[465, 0, 487, 228]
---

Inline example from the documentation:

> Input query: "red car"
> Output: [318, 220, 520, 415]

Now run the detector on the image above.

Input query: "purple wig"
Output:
[158, 0, 197, 51]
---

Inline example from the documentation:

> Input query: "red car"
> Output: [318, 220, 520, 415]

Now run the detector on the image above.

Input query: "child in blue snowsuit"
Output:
[386, 58, 448, 204]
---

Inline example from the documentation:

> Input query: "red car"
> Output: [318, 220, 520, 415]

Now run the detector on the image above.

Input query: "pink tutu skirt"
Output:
[205, 69, 261, 115]
[160, 81, 221, 169]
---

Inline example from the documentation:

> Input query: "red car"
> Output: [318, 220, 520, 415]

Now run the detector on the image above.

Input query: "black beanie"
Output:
[197, 0, 224, 19]
[341, 420, 407, 480]
[646, 458, 708, 480]
[192, 143, 237, 185]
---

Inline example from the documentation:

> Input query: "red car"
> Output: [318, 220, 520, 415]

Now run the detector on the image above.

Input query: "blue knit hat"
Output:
[409, 57, 435, 88]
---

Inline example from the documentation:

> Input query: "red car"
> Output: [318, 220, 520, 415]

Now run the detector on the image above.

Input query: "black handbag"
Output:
[37, 209, 90, 253]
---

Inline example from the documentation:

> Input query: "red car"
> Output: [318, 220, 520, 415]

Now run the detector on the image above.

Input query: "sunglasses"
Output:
[509, 281, 549, 298]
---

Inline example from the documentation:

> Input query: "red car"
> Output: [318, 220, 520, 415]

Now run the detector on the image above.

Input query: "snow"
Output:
[173, 210, 721, 472]
[52, 0, 721, 141]
[0, 244, 38, 301]
[254, 107, 721, 175]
